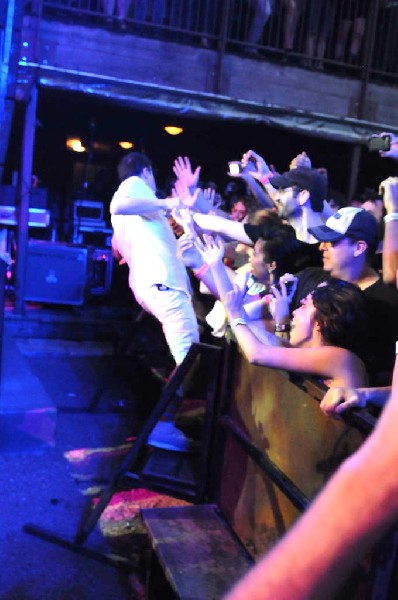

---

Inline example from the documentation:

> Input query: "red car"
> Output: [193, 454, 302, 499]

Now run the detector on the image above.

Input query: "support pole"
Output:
[15, 84, 38, 315]
[214, 0, 231, 95]
[347, 144, 362, 204]
[347, 0, 380, 202]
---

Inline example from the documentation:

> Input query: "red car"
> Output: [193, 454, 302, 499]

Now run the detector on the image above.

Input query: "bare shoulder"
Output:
[321, 346, 366, 387]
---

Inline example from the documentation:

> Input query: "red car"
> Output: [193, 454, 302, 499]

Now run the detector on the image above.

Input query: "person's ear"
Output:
[313, 320, 323, 342]
[298, 189, 310, 205]
[353, 240, 368, 257]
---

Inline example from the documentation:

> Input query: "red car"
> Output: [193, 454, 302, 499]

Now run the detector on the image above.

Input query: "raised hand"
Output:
[173, 156, 201, 189]
[173, 179, 200, 208]
[379, 176, 398, 214]
[274, 274, 298, 301]
[378, 132, 398, 159]
[194, 187, 221, 215]
[241, 149, 271, 179]
[203, 187, 222, 210]
[289, 151, 311, 170]
[269, 282, 290, 324]
[177, 234, 203, 269]
[194, 233, 225, 266]
[222, 274, 250, 320]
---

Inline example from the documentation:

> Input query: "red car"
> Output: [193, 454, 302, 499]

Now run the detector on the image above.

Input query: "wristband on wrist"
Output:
[259, 174, 271, 186]
[230, 317, 247, 331]
[194, 263, 210, 279]
[384, 212, 398, 223]
[274, 323, 291, 333]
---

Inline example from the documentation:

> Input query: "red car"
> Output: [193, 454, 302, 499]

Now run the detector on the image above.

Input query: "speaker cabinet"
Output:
[25, 241, 88, 306]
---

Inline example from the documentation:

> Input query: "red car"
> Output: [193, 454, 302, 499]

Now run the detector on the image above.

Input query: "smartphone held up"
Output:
[228, 156, 257, 176]
[228, 161, 243, 176]
[368, 134, 391, 152]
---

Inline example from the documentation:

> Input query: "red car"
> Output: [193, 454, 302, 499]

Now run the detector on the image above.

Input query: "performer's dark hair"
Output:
[117, 152, 152, 182]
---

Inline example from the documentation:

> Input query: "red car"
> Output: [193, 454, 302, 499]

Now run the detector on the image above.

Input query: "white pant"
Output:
[137, 284, 199, 365]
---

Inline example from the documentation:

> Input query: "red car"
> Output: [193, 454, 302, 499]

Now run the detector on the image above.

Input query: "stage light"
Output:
[119, 141, 134, 149]
[164, 125, 183, 136]
[66, 138, 86, 152]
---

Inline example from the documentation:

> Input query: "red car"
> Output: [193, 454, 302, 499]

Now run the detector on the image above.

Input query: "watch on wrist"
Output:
[274, 323, 291, 333]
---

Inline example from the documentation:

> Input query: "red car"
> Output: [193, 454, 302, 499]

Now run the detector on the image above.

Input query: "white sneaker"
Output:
[147, 421, 198, 453]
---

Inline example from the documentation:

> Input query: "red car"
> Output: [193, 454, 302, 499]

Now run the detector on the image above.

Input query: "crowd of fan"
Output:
[110, 131, 398, 597]
[165, 140, 397, 401]
[111, 133, 398, 417]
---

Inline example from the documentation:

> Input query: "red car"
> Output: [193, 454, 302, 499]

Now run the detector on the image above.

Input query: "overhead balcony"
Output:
[19, 0, 398, 143]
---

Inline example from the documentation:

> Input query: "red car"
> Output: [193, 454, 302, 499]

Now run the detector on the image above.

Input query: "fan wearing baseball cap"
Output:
[308, 206, 379, 248]
[291, 206, 398, 386]
[238, 166, 328, 271]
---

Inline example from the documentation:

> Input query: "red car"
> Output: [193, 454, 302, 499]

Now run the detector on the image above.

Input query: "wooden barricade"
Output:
[217, 347, 371, 559]
[144, 342, 398, 600]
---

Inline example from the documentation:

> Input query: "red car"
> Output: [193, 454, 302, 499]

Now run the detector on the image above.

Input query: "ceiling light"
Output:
[119, 141, 134, 149]
[164, 125, 183, 136]
[66, 138, 86, 152]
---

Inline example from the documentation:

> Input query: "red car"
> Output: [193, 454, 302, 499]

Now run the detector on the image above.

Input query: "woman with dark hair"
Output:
[222, 278, 367, 389]
[306, 279, 368, 360]
[256, 223, 300, 281]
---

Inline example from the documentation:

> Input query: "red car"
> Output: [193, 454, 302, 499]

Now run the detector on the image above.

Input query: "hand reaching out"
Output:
[241, 149, 271, 180]
[173, 179, 200, 209]
[177, 234, 203, 269]
[202, 187, 216, 208]
[171, 207, 197, 237]
[173, 156, 201, 189]
[194, 233, 225, 266]
[195, 187, 221, 214]
[222, 273, 251, 321]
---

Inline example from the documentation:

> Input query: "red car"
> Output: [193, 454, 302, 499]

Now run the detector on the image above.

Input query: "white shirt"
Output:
[110, 176, 191, 302]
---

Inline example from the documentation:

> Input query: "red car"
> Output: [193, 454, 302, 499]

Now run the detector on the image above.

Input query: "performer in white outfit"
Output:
[110, 152, 199, 451]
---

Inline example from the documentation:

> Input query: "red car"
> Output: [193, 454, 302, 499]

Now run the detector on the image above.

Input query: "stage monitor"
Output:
[73, 200, 104, 223]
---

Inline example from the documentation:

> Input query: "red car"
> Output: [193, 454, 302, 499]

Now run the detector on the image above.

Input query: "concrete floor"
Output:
[0, 301, 173, 599]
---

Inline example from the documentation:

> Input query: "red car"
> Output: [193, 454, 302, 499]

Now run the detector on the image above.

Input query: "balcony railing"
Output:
[27, 0, 398, 84]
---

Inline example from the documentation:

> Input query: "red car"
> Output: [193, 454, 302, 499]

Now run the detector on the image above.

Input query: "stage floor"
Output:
[0, 300, 181, 599]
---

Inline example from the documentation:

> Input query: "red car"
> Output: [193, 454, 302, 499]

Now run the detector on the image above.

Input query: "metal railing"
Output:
[27, 0, 398, 84]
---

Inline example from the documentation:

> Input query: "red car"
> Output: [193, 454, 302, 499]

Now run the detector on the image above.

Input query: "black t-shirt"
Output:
[243, 223, 323, 271]
[292, 267, 398, 386]
[291, 267, 331, 309]
[363, 278, 398, 385]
